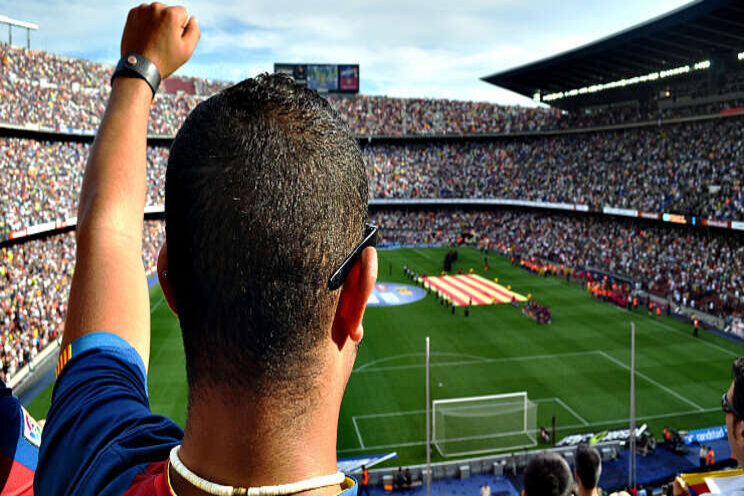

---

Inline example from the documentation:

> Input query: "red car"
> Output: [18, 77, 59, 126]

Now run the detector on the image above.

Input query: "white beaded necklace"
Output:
[168, 445, 346, 496]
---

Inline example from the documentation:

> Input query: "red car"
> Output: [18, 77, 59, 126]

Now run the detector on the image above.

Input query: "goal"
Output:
[432, 392, 537, 457]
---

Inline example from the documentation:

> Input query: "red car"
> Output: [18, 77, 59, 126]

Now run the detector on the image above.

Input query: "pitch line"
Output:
[354, 397, 588, 426]
[339, 407, 720, 454]
[352, 417, 365, 449]
[354, 352, 489, 372]
[554, 397, 589, 426]
[652, 318, 739, 358]
[354, 350, 598, 374]
[597, 351, 704, 411]
[607, 305, 739, 357]
[151, 293, 166, 314]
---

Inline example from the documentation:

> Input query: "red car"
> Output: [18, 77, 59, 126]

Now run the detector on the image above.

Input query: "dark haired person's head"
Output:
[159, 74, 375, 412]
[726, 356, 744, 465]
[522, 453, 572, 496]
[574, 443, 601, 494]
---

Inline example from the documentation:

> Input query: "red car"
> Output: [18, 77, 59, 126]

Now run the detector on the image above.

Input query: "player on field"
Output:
[35, 4, 377, 495]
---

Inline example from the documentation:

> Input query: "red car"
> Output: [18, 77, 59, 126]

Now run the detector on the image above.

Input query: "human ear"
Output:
[157, 242, 178, 316]
[331, 247, 378, 348]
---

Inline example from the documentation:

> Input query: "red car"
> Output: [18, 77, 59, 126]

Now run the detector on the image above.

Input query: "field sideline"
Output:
[28, 247, 744, 466]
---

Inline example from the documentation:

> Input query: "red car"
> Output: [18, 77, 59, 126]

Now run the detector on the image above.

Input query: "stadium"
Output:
[1, 1, 744, 495]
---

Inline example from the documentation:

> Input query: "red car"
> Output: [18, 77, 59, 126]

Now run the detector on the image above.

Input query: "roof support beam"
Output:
[672, 30, 738, 51]
[689, 23, 744, 43]
[630, 44, 690, 64]
[651, 36, 705, 56]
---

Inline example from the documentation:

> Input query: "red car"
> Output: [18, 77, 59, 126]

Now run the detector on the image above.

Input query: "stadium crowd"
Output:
[0, 138, 168, 233]
[365, 117, 744, 220]
[2, 42, 744, 386]
[4, 43, 744, 137]
[371, 209, 744, 321]
[2, 115, 744, 236]
[0, 221, 164, 383]
[0, 43, 225, 135]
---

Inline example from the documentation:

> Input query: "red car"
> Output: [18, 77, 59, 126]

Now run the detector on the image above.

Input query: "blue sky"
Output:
[0, 0, 691, 105]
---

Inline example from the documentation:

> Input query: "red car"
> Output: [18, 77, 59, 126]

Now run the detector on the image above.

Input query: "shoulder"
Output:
[36, 332, 183, 495]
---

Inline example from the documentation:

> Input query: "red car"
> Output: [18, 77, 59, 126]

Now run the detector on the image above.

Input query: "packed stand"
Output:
[5, 44, 744, 138]
[0, 221, 165, 383]
[371, 209, 744, 320]
[365, 117, 744, 220]
[0, 43, 216, 135]
[4, 114, 744, 235]
[0, 138, 168, 234]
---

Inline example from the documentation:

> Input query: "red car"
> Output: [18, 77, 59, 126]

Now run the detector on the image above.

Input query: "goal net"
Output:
[432, 392, 537, 457]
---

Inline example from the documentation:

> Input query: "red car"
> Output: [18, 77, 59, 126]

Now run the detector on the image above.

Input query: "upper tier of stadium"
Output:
[2, 42, 744, 137]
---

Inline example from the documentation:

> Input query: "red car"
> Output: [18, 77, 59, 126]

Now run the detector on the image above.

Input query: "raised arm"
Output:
[62, 3, 200, 369]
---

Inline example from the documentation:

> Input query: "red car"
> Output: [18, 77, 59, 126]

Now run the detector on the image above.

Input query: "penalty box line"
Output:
[348, 349, 704, 450]
[354, 350, 598, 374]
[350, 397, 587, 450]
[355, 350, 704, 413]
[341, 405, 719, 454]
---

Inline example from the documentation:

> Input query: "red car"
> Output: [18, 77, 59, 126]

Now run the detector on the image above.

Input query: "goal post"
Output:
[432, 392, 537, 457]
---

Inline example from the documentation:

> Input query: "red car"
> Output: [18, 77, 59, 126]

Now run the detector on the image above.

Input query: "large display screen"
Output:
[307, 64, 338, 92]
[273, 63, 359, 94]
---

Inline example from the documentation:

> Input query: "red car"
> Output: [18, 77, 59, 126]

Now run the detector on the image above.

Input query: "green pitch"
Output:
[27, 247, 744, 466]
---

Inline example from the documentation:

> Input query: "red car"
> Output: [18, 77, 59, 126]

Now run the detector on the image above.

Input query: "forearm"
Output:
[62, 78, 153, 355]
[76, 77, 152, 244]
[60, 2, 199, 368]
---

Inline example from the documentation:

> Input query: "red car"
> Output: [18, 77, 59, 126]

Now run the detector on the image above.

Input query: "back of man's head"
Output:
[522, 453, 572, 496]
[574, 443, 601, 491]
[165, 74, 367, 400]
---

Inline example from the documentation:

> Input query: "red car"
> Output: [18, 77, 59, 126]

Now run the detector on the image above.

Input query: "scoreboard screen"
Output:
[307, 65, 338, 92]
[273, 63, 359, 94]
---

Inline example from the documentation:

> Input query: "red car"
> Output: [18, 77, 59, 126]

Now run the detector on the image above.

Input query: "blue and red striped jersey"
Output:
[34, 332, 357, 496]
[0, 380, 40, 496]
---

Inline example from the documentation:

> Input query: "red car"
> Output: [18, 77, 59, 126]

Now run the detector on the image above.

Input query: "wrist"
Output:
[111, 52, 162, 97]
[111, 77, 155, 104]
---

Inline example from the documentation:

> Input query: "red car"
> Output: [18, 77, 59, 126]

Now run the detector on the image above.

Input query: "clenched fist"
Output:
[121, 2, 200, 79]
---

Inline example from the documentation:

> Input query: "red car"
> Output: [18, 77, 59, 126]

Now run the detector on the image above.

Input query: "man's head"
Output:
[522, 453, 573, 496]
[161, 74, 374, 404]
[726, 356, 744, 465]
[574, 443, 601, 493]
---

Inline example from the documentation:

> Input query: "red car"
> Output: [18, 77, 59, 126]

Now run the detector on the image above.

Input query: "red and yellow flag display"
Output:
[420, 274, 526, 307]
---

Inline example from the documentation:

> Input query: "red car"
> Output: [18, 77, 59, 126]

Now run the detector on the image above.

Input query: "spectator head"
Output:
[574, 443, 601, 493]
[161, 74, 376, 415]
[522, 452, 572, 496]
[726, 357, 744, 465]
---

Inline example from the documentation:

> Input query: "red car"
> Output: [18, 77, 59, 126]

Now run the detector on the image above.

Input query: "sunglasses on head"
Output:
[328, 223, 378, 291]
[723, 391, 740, 418]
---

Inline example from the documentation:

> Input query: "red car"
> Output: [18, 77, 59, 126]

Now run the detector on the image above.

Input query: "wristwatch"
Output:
[111, 53, 161, 97]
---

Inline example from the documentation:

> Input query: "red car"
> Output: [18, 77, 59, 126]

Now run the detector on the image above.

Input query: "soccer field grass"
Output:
[27, 247, 744, 466]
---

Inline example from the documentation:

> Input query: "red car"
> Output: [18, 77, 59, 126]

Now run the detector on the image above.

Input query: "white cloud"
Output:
[0, 0, 692, 104]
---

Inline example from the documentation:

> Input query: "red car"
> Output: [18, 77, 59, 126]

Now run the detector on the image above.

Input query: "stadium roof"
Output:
[482, 0, 744, 108]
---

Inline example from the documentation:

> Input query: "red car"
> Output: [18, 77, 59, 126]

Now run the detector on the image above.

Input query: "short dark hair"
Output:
[523, 453, 572, 496]
[165, 74, 367, 398]
[733, 357, 744, 422]
[575, 443, 601, 489]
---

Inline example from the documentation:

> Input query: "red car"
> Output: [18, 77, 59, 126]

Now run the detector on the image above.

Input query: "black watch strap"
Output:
[111, 53, 161, 97]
